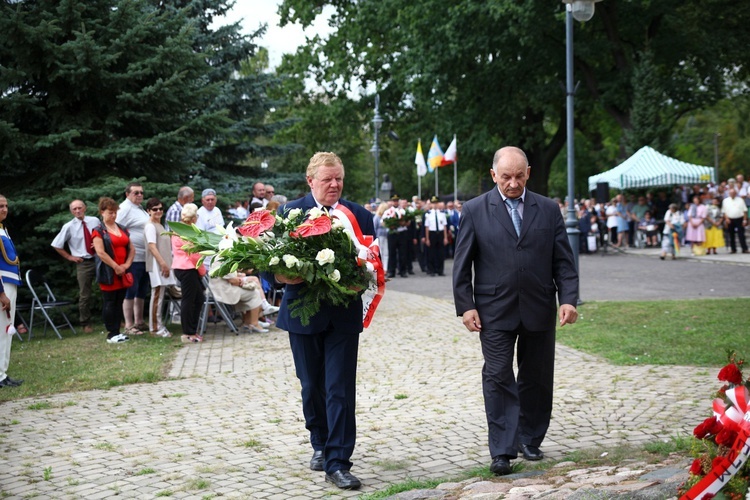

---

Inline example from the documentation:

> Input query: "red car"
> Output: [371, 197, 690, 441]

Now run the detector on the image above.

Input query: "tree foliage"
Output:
[0, 0, 288, 294]
[276, 0, 750, 199]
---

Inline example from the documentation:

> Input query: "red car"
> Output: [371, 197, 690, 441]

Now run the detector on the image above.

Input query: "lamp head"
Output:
[563, 0, 602, 22]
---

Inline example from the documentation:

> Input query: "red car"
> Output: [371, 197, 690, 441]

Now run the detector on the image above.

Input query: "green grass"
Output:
[1, 321, 182, 403]
[558, 298, 749, 366]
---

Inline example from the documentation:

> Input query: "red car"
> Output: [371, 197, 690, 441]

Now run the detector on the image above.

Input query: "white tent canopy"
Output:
[588, 146, 716, 192]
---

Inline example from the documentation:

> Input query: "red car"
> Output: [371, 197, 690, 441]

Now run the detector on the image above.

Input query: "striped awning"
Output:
[588, 146, 716, 192]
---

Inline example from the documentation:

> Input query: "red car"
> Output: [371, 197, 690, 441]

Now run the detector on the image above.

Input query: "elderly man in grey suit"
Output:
[452, 146, 579, 476]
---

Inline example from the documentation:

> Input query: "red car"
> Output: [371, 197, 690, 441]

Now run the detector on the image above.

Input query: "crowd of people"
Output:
[36, 182, 283, 345]
[573, 175, 749, 259]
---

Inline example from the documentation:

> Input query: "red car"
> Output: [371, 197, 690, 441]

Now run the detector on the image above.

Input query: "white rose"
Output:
[287, 208, 302, 219]
[331, 218, 344, 229]
[316, 248, 335, 266]
[282, 254, 299, 268]
[308, 207, 324, 219]
[328, 269, 341, 282]
[269, 256, 280, 266]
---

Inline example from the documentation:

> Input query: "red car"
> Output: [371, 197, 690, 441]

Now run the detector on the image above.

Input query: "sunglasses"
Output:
[131, 190, 144, 195]
[150, 207, 163, 212]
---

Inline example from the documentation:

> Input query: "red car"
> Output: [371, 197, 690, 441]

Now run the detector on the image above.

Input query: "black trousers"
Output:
[479, 326, 556, 459]
[101, 288, 126, 337]
[727, 217, 748, 252]
[175, 269, 205, 335]
[427, 231, 445, 275]
[387, 231, 408, 276]
[289, 328, 360, 474]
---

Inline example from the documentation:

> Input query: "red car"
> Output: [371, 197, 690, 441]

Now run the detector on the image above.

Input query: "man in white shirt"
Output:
[117, 182, 151, 333]
[196, 188, 225, 233]
[51, 200, 100, 333]
[721, 188, 749, 254]
[424, 197, 449, 276]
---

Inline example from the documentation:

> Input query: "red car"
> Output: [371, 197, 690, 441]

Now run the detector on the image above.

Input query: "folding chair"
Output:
[13, 302, 30, 341]
[198, 276, 238, 335]
[25, 269, 77, 340]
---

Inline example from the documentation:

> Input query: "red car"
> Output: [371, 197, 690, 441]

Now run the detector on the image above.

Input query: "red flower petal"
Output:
[238, 210, 276, 238]
[689, 458, 703, 475]
[717, 363, 743, 385]
[290, 215, 332, 238]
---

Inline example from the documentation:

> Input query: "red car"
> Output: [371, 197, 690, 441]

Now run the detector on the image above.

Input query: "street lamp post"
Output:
[371, 94, 383, 202]
[563, 0, 601, 290]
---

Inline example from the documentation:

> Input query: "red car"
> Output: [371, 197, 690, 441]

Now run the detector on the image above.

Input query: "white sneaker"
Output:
[106, 333, 130, 344]
[155, 327, 172, 338]
[258, 320, 271, 328]
[262, 304, 280, 315]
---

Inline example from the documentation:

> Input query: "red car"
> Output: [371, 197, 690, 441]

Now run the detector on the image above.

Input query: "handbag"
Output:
[121, 272, 134, 288]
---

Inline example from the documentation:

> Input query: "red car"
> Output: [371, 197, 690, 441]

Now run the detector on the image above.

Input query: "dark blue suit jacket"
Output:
[452, 188, 578, 332]
[275, 194, 375, 335]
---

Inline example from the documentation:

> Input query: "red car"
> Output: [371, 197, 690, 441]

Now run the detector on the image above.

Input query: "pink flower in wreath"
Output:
[290, 215, 332, 238]
[717, 363, 743, 385]
[238, 210, 276, 238]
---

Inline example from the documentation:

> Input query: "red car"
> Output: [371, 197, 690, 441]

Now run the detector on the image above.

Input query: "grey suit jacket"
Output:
[452, 188, 578, 332]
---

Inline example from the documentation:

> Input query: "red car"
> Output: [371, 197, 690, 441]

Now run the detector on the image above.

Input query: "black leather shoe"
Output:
[519, 443, 544, 461]
[310, 450, 324, 471]
[6, 377, 23, 386]
[325, 470, 361, 490]
[0, 378, 19, 388]
[490, 456, 512, 475]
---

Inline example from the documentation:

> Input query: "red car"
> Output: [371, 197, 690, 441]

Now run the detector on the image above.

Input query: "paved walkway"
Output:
[0, 249, 745, 498]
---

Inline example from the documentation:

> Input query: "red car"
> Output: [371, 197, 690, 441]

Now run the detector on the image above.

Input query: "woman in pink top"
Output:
[171, 203, 206, 343]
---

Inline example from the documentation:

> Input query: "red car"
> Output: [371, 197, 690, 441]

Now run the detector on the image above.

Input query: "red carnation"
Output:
[711, 456, 725, 469]
[715, 428, 737, 447]
[689, 458, 703, 476]
[290, 215, 332, 238]
[717, 363, 743, 385]
[238, 210, 276, 238]
[694, 417, 723, 439]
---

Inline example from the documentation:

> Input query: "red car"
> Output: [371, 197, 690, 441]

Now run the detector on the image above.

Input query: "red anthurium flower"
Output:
[689, 458, 703, 476]
[717, 363, 743, 385]
[238, 210, 276, 238]
[290, 215, 332, 238]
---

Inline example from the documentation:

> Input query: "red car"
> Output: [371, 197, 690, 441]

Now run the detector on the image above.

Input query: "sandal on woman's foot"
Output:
[125, 326, 144, 336]
[181, 334, 202, 343]
[16, 325, 28, 335]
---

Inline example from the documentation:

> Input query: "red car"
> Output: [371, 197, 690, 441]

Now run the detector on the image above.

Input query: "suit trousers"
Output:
[479, 326, 556, 459]
[76, 258, 96, 326]
[289, 328, 359, 474]
[387, 231, 408, 276]
[727, 217, 748, 252]
[427, 231, 445, 275]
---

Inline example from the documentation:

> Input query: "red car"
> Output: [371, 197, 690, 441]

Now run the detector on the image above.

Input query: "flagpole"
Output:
[452, 134, 457, 201]
[435, 168, 439, 197]
[418, 136, 422, 200]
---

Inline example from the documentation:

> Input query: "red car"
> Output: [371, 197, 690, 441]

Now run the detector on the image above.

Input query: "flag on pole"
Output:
[442, 135, 457, 165]
[415, 140, 428, 177]
[427, 135, 444, 172]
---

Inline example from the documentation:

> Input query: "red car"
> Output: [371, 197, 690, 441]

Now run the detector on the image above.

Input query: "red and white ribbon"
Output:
[681, 385, 750, 500]
[331, 206, 385, 328]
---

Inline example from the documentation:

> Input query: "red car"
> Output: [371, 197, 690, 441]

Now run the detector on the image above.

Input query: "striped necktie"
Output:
[505, 198, 522, 237]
